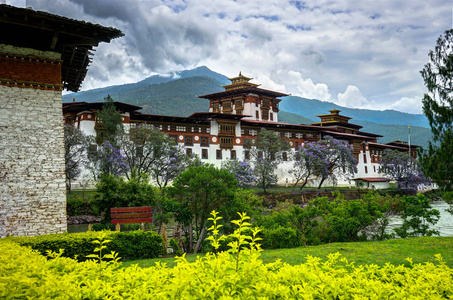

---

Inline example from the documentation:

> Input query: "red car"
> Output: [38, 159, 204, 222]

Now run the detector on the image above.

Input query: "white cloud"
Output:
[389, 96, 423, 114]
[288, 71, 332, 101]
[28, 0, 451, 115]
[336, 85, 374, 109]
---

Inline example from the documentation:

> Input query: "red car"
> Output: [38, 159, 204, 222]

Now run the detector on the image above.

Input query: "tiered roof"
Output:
[198, 72, 288, 99]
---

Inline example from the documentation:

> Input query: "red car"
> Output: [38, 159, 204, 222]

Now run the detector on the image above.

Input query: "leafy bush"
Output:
[218, 188, 262, 234]
[256, 192, 396, 246]
[169, 238, 183, 256]
[260, 226, 302, 249]
[9, 230, 163, 261]
[109, 231, 163, 259]
[394, 194, 440, 238]
[66, 196, 97, 216]
[324, 198, 382, 242]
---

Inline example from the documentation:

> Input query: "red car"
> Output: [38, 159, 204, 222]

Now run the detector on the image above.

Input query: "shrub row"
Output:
[8, 230, 163, 261]
[1, 240, 452, 299]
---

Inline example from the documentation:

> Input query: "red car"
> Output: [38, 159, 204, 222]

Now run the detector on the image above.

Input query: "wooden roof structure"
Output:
[0, 4, 123, 92]
[63, 101, 141, 115]
[198, 86, 289, 99]
[385, 140, 419, 149]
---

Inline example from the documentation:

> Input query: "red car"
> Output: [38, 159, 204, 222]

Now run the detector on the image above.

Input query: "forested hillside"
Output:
[279, 96, 429, 128]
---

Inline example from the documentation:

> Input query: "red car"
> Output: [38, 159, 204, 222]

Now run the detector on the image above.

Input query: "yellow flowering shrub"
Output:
[1, 212, 452, 299]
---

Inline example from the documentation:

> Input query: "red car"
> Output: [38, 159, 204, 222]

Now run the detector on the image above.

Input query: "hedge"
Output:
[260, 226, 303, 249]
[1, 239, 452, 299]
[8, 230, 163, 261]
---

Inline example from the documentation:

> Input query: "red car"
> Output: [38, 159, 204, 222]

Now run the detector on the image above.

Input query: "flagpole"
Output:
[408, 125, 411, 157]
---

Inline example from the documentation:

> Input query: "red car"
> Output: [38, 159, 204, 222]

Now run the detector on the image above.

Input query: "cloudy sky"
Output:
[14, 0, 453, 114]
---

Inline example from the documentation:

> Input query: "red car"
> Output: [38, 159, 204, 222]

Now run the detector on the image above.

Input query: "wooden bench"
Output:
[111, 206, 152, 231]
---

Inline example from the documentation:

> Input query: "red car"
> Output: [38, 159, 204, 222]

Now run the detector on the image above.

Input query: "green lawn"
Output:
[121, 237, 453, 269]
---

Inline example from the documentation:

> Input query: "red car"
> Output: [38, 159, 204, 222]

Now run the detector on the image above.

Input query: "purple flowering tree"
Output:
[290, 141, 328, 191]
[151, 145, 197, 189]
[379, 149, 426, 190]
[315, 136, 357, 189]
[291, 136, 357, 189]
[222, 159, 256, 188]
[244, 128, 291, 192]
[86, 139, 128, 179]
[64, 124, 88, 191]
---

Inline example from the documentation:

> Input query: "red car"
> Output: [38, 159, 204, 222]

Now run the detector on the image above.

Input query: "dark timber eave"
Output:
[0, 4, 123, 92]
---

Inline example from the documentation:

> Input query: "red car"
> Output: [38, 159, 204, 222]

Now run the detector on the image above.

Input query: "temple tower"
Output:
[199, 72, 288, 122]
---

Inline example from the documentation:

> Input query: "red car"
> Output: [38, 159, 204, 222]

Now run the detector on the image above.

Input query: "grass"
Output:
[120, 236, 453, 269]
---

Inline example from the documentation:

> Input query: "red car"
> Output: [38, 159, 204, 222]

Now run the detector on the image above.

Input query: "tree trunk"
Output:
[66, 179, 72, 193]
[299, 178, 309, 190]
[194, 227, 206, 254]
[188, 222, 193, 253]
[318, 176, 327, 189]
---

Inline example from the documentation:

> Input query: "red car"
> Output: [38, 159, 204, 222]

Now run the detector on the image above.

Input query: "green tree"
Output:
[167, 165, 239, 252]
[96, 95, 123, 146]
[420, 29, 453, 191]
[119, 125, 178, 181]
[245, 128, 290, 192]
[94, 171, 156, 223]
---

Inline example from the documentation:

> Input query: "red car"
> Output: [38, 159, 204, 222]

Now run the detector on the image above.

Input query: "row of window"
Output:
[363, 165, 380, 174]
[219, 124, 235, 135]
[241, 129, 318, 139]
[186, 148, 237, 160]
[243, 150, 289, 161]
[169, 135, 210, 147]
[141, 124, 320, 141]
[184, 148, 291, 162]
[131, 123, 211, 134]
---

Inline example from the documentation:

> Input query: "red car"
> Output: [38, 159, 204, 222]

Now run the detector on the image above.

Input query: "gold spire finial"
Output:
[239, 71, 242, 76]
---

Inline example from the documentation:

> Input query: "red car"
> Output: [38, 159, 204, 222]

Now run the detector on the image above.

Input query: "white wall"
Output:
[0, 85, 67, 237]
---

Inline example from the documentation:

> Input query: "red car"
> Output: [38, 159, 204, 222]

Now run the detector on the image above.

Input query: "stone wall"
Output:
[0, 45, 66, 237]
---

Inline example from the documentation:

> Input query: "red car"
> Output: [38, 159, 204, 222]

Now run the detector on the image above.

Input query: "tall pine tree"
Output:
[419, 29, 453, 191]
[96, 95, 123, 147]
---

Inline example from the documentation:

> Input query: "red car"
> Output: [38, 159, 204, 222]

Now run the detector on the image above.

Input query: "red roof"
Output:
[198, 87, 289, 99]
[353, 178, 391, 182]
[241, 119, 322, 130]
[368, 142, 409, 151]
[322, 130, 381, 140]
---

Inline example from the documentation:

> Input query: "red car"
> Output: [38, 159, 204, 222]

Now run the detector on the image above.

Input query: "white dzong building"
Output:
[64, 73, 418, 189]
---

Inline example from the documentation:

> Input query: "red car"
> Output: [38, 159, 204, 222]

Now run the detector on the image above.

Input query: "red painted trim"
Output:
[112, 218, 153, 224]
[111, 206, 151, 213]
[111, 212, 152, 219]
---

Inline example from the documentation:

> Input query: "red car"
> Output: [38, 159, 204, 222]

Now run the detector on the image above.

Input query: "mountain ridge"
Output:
[63, 66, 432, 147]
